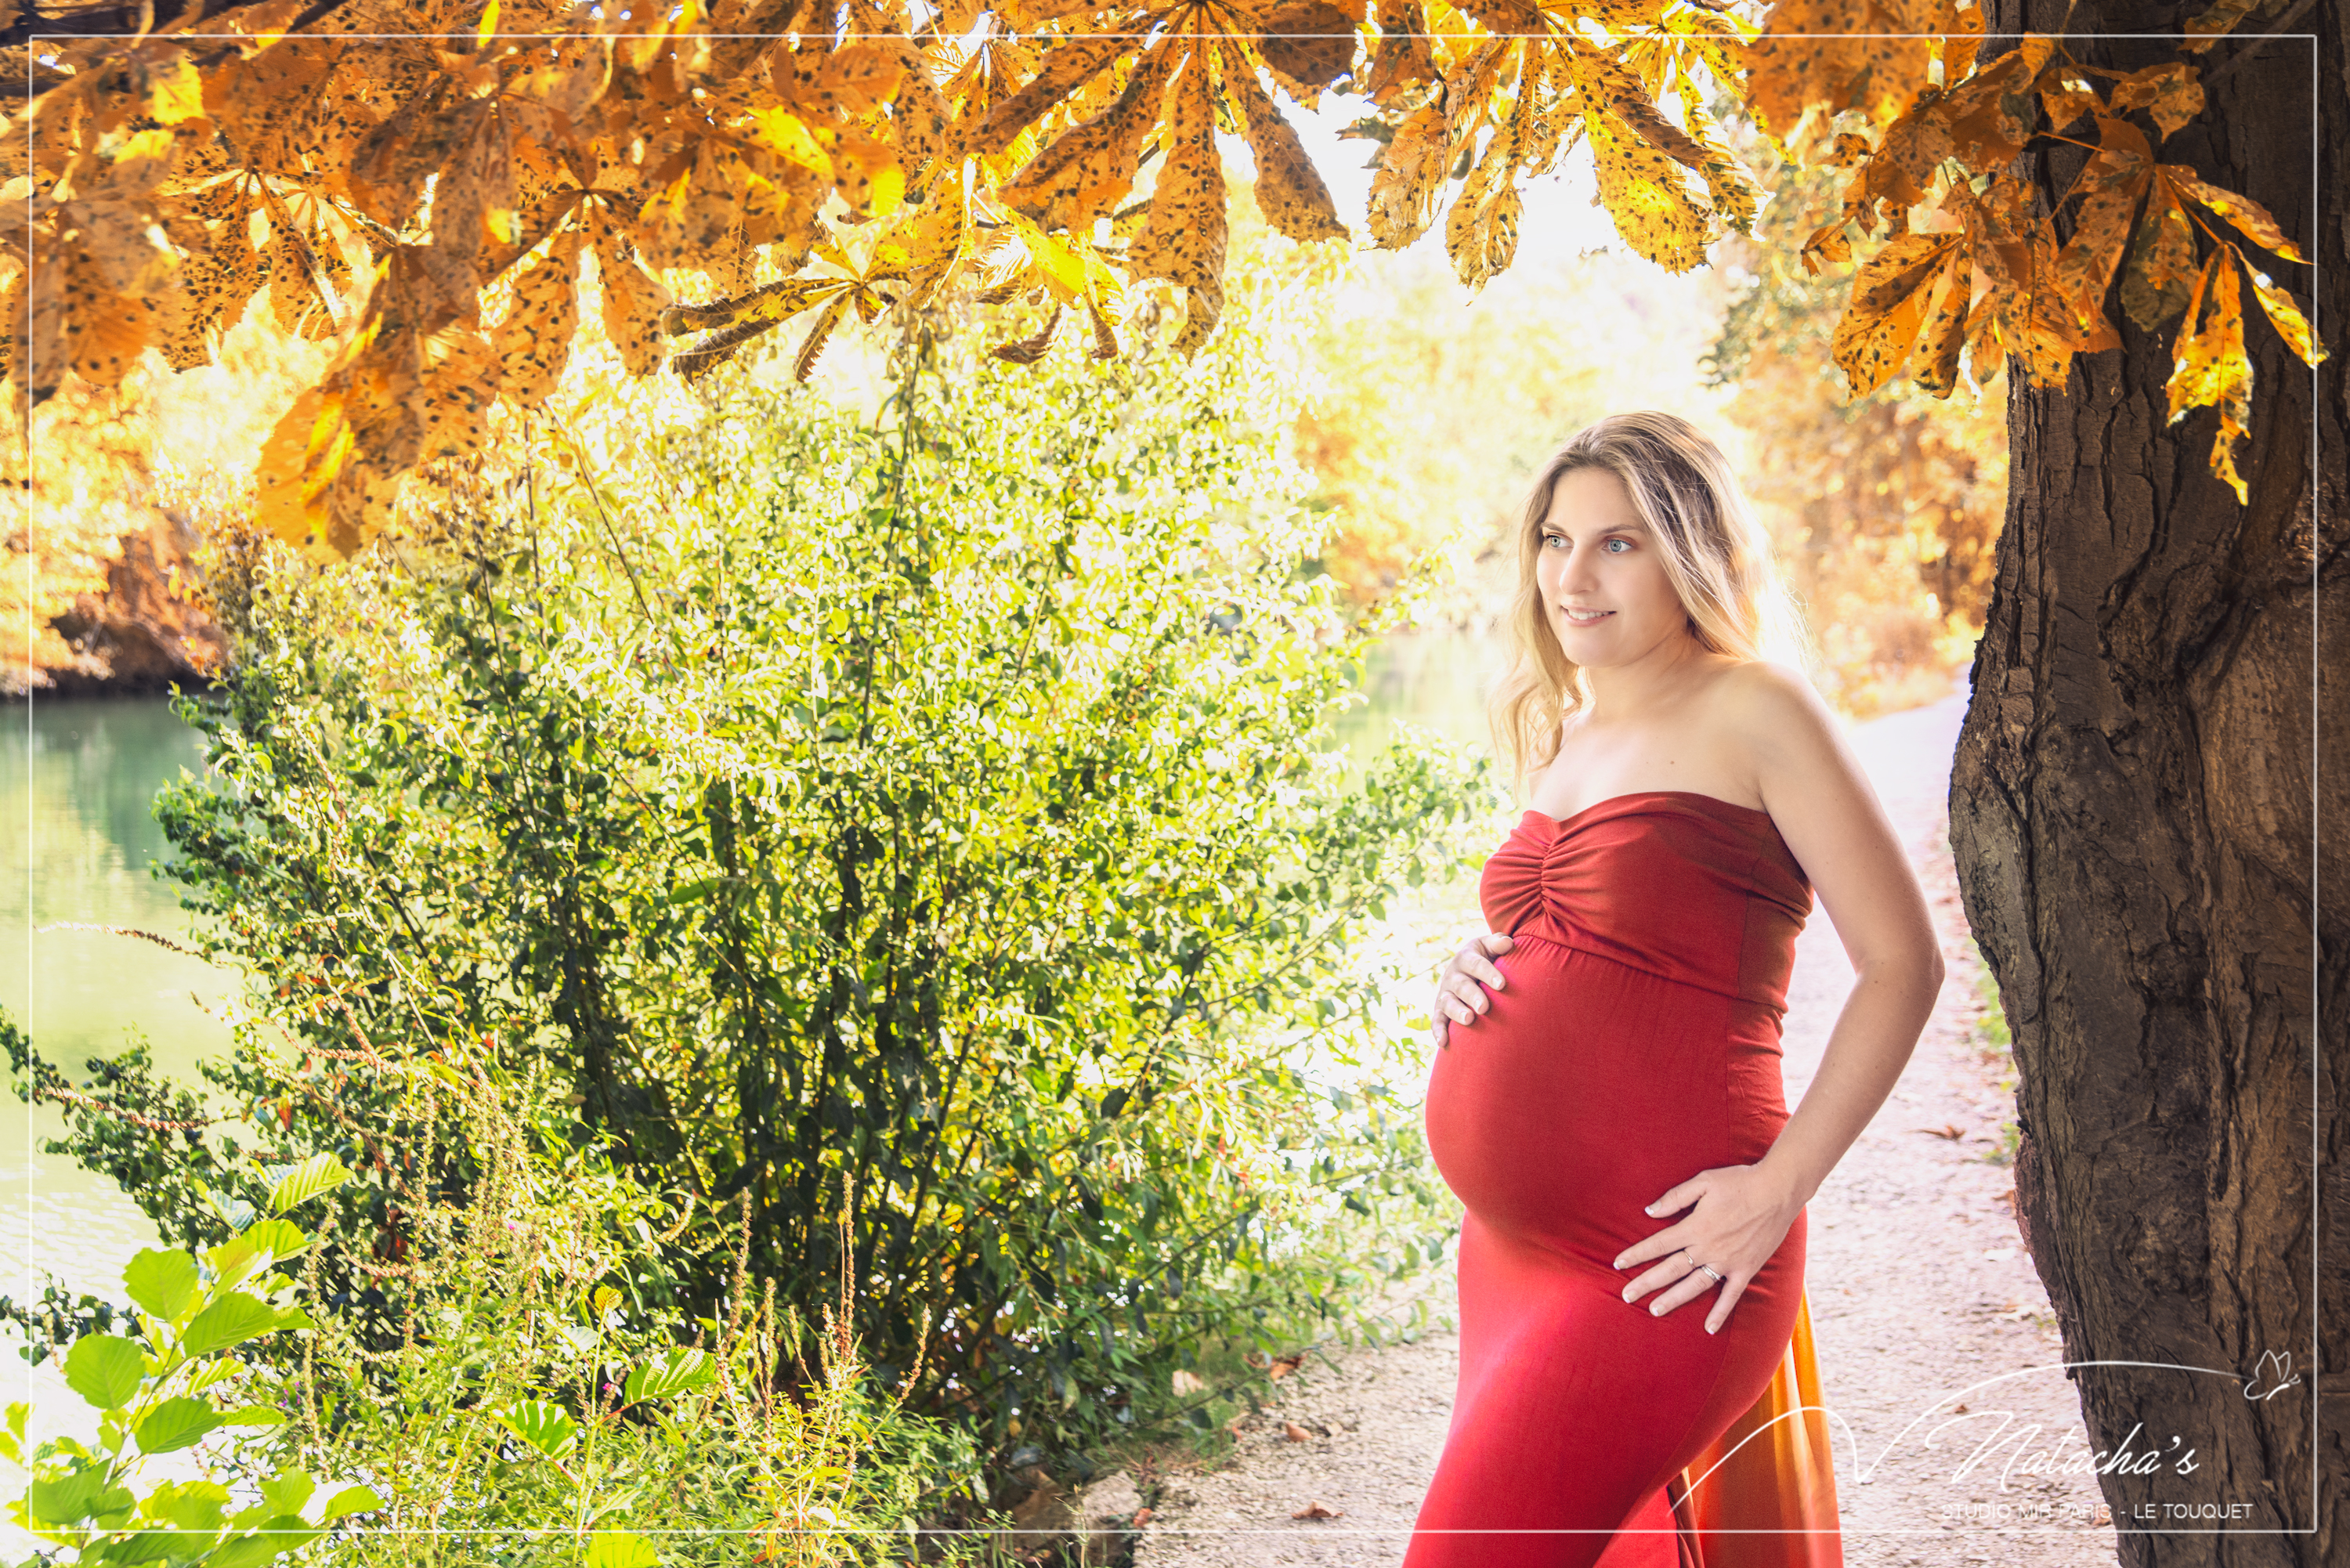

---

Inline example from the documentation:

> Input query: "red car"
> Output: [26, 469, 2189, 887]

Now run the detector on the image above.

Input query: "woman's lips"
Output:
[1559, 606, 1614, 626]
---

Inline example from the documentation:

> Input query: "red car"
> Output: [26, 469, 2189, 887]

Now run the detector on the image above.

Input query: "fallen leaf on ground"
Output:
[1282, 1421, 1313, 1443]
[1952, 1401, 1969, 1413]
[1914, 1123, 1967, 1140]
[1267, 1352, 1305, 1381]
[1132, 1508, 1155, 1526]
[1292, 1500, 1343, 1519]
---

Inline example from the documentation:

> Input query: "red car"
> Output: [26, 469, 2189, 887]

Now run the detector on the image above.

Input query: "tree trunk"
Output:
[1951, 5, 2343, 1564]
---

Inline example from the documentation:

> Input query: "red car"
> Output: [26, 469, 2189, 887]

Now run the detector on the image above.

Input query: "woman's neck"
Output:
[1579, 630, 1722, 723]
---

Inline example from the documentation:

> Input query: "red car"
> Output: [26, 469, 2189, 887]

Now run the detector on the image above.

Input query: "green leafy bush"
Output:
[9, 1010, 994, 1566]
[6, 1159, 379, 1567]
[296, 1041, 995, 1566]
[34, 292, 1488, 1478]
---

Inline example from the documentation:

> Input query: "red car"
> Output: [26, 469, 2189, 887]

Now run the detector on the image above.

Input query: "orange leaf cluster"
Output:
[1354, 2, 1759, 282]
[1753, 11, 2322, 502]
[0, 0, 2317, 555]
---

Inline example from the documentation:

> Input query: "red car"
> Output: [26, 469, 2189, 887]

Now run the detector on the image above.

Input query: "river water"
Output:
[4, 699, 233, 1304]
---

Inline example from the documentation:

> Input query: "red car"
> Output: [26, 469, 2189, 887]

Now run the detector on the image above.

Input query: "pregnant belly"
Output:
[1423, 934, 1790, 1288]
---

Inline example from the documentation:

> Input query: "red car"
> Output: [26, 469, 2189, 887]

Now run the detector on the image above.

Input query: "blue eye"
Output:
[1603, 537, 1632, 554]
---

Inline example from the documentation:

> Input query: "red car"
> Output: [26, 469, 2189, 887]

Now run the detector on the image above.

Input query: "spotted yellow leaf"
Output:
[1365, 100, 1449, 251]
[2180, 0, 2259, 52]
[2162, 244, 2251, 502]
[61, 253, 152, 387]
[588, 206, 671, 376]
[1910, 245, 1973, 397]
[1219, 45, 1347, 246]
[493, 229, 582, 407]
[1364, 0, 1440, 109]
[1832, 232, 1960, 397]
[1745, 0, 1930, 141]
[1127, 52, 1227, 352]
[1000, 50, 1177, 236]
[1255, 0, 1358, 113]
[2120, 185, 2197, 331]
[971, 34, 1129, 159]
[2160, 167, 2308, 265]
[2052, 118, 2152, 344]
[2108, 63, 2202, 143]
[1583, 103, 1708, 273]
[2237, 255, 2326, 368]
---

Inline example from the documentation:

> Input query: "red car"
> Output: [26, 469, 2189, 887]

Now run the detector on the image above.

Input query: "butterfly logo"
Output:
[2243, 1349, 2301, 1402]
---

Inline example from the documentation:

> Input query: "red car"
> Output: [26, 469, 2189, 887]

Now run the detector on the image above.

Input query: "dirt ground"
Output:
[1075, 693, 2127, 1568]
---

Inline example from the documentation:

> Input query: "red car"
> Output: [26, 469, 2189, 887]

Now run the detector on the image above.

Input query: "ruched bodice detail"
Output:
[1477, 791, 1813, 1017]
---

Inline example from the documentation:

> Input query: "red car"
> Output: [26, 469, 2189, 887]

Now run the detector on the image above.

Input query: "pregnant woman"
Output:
[1405, 413, 1945, 1568]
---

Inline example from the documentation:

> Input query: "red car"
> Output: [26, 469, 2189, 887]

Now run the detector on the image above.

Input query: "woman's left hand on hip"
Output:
[1611, 1164, 1801, 1335]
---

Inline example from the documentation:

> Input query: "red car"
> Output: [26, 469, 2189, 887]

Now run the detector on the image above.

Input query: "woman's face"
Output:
[1534, 466, 1697, 670]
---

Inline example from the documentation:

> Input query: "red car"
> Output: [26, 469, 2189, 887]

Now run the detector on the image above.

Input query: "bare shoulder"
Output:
[1697, 660, 1870, 821]
[1705, 659, 1839, 761]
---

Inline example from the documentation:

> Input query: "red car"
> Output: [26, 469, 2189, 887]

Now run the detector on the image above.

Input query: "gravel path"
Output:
[1091, 693, 2125, 1568]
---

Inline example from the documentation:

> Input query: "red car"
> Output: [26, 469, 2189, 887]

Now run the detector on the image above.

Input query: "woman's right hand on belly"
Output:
[1431, 930, 1515, 1049]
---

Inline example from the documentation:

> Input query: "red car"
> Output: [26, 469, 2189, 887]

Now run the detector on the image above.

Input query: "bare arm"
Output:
[1617, 663, 1944, 1332]
[1739, 662, 1946, 1207]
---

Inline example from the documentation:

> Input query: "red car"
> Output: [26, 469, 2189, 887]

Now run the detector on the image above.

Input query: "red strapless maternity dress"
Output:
[1408, 792, 1844, 1568]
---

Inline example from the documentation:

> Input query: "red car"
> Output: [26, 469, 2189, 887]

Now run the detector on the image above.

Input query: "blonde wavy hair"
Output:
[1488, 411, 1807, 792]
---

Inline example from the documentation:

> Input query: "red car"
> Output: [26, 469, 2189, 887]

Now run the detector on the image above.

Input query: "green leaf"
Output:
[243, 1217, 309, 1259]
[122, 1248, 201, 1324]
[206, 1219, 310, 1293]
[620, 1348, 717, 1405]
[180, 1291, 282, 1356]
[203, 1233, 273, 1295]
[207, 1518, 320, 1568]
[267, 1153, 352, 1214]
[93, 1527, 178, 1563]
[201, 1185, 258, 1234]
[141, 1479, 230, 1534]
[183, 1357, 242, 1396]
[63, 1335, 146, 1411]
[29, 1462, 107, 1525]
[494, 1399, 580, 1458]
[134, 1396, 222, 1454]
[317, 1485, 383, 1523]
[257, 1468, 314, 1518]
[583, 1531, 660, 1568]
[216, 1405, 290, 1428]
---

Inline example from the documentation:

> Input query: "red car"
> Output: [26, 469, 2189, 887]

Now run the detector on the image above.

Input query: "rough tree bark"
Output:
[1950, 4, 2342, 1565]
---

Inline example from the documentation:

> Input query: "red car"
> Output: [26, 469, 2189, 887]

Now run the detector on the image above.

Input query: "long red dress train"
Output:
[1406, 792, 1845, 1568]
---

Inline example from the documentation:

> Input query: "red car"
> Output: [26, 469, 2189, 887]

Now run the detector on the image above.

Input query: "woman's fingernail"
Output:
[1706, 1322, 1718, 1335]
[1611, 1257, 1625, 1270]
[1650, 1304, 1663, 1317]
[1644, 1203, 1658, 1215]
